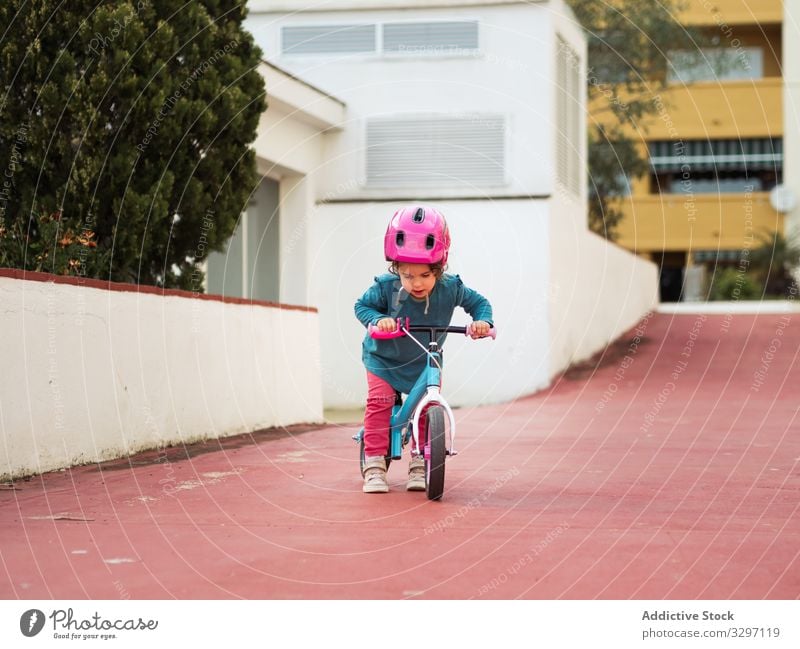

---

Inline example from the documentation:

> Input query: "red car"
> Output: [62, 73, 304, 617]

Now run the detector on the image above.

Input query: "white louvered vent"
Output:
[281, 24, 377, 55]
[366, 115, 505, 188]
[555, 35, 581, 196]
[383, 21, 479, 54]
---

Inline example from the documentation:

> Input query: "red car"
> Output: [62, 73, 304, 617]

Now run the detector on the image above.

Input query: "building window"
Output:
[667, 47, 763, 83]
[694, 250, 745, 263]
[382, 21, 479, 55]
[555, 35, 582, 196]
[281, 24, 377, 55]
[281, 21, 479, 57]
[365, 114, 505, 188]
[649, 138, 782, 194]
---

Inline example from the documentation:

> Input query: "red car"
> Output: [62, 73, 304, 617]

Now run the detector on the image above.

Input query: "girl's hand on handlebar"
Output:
[469, 320, 491, 339]
[376, 317, 398, 333]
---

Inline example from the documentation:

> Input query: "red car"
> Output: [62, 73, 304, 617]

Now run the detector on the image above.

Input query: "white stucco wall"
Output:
[254, 62, 346, 181]
[249, 62, 347, 309]
[308, 200, 551, 408]
[548, 223, 659, 377]
[783, 0, 800, 240]
[247, 3, 558, 200]
[244, 0, 658, 409]
[309, 197, 657, 408]
[254, 102, 326, 178]
[0, 274, 323, 480]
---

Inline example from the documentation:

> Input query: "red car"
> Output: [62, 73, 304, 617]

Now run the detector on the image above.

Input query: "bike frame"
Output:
[387, 326, 459, 460]
[355, 318, 495, 461]
[353, 318, 496, 460]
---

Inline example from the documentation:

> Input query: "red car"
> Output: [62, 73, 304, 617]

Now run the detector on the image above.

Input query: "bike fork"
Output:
[411, 387, 458, 457]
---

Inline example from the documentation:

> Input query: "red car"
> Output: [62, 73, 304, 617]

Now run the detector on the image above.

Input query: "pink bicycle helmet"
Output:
[384, 205, 451, 265]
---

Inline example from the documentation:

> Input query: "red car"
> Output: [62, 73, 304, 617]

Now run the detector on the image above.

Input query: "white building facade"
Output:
[217, 0, 658, 409]
[783, 0, 800, 242]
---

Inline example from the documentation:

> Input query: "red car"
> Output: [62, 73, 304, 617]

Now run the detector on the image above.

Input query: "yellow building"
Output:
[607, 0, 785, 301]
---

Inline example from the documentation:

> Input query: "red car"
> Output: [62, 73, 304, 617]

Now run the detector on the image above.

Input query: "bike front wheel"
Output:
[424, 406, 447, 500]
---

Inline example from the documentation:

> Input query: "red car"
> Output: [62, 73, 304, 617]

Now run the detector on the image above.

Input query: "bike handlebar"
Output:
[367, 318, 497, 340]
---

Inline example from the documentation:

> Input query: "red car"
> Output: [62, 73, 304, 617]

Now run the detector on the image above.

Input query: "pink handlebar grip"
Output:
[368, 319, 406, 339]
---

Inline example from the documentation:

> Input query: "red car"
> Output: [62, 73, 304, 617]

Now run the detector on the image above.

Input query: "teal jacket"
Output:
[354, 273, 493, 393]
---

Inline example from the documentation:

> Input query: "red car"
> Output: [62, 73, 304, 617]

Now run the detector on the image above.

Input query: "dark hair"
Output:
[389, 260, 447, 279]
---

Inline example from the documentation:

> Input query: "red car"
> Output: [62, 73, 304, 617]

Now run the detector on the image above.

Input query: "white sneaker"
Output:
[362, 456, 389, 494]
[406, 456, 426, 491]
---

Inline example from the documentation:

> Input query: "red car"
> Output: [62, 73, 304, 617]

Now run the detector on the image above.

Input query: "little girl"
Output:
[354, 205, 493, 494]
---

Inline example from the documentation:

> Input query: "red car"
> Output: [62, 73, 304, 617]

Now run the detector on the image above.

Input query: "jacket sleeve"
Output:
[456, 277, 494, 326]
[354, 278, 389, 327]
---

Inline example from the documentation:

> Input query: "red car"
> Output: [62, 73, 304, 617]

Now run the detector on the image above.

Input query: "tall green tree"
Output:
[0, 0, 265, 288]
[566, 0, 712, 240]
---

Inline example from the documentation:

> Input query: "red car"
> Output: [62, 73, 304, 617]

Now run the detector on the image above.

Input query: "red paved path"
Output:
[2, 312, 799, 599]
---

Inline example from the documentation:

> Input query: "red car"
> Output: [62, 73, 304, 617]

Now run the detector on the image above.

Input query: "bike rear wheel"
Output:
[424, 406, 446, 500]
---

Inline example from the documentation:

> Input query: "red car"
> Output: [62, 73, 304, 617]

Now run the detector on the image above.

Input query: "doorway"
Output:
[206, 177, 280, 301]
[655, 251, 686, 302]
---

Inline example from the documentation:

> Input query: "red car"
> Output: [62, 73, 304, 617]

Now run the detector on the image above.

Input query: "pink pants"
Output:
[363, 371, 428, 457]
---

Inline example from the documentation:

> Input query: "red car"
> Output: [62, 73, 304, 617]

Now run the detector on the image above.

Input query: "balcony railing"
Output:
[589, 79, 782, 140]
[679, 0, 782, 26]
[615, 192, 783, 252]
